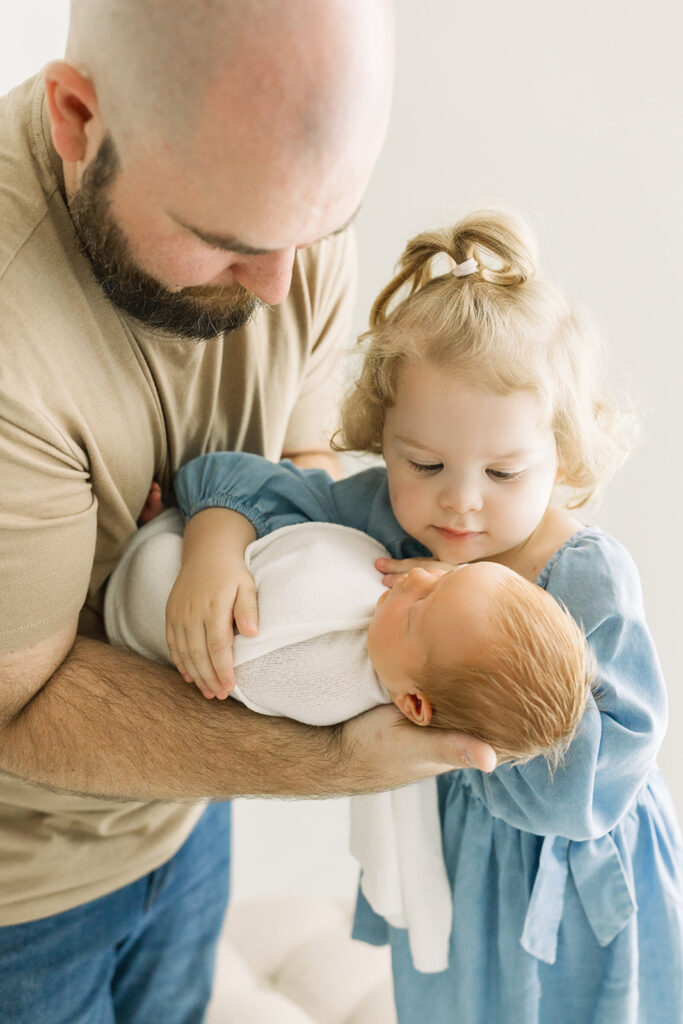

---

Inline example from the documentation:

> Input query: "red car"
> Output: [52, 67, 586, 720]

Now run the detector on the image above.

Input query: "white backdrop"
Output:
[2, 1, 681, 904]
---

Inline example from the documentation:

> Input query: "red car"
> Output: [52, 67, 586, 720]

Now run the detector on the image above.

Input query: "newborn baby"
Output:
[105, 509, 592, 766]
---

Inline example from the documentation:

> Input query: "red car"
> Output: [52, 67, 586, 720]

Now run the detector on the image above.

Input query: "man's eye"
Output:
[487, 469, 523, 481]
[409, 461, 442, 474]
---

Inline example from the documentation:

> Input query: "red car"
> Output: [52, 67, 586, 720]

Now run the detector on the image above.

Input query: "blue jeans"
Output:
[0, 801, 231, 1024]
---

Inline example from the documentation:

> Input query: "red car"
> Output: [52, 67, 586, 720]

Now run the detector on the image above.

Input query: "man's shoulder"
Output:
[0, 76, 61, 283]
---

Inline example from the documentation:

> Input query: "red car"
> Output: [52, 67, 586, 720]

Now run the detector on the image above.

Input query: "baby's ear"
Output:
[394, 690, 433, 727]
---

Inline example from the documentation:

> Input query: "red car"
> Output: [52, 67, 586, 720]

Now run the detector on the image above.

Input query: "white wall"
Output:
[2, 1, 681, 903]
[354, 0, 683, 810]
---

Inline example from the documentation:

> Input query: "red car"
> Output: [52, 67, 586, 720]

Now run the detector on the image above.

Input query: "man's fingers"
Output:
[414, 727, 497, 774]
[449, 733, 497, 773]
[342, 706, 497, 788]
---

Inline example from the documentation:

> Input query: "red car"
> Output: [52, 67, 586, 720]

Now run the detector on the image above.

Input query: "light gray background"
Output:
[2, 1, 681, 902]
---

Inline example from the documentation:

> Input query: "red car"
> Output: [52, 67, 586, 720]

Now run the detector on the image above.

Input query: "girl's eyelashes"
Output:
[408, 460, 443, 474]
[406, 460, 524, 480]
[487, 468, 524, 481]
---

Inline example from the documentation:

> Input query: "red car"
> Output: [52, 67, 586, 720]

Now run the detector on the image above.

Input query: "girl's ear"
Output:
[44, 61, 101, 164]
[393, 690, 433, 727]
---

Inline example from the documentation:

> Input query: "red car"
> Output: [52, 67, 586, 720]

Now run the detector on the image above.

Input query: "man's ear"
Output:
[44, 61, 100, 164]
[393, 690, 433, 727]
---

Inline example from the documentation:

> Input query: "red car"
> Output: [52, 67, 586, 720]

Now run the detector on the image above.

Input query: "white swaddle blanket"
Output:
[104, 509, 453, 971]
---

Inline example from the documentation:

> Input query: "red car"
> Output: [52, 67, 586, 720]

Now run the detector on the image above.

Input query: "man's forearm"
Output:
[0, 637, 348, 801]
[0, 636, 496, 802]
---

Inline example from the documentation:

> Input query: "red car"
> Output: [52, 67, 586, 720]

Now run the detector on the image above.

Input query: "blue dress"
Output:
[176, 452, 683, 1024]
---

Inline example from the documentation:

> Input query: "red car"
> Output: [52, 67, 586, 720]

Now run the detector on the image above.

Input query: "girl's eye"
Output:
[487, 469, 523, 481]
[409, 461, 442, 474]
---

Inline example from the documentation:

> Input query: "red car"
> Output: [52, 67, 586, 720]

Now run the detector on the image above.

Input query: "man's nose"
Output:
[227, 247, 297, 305]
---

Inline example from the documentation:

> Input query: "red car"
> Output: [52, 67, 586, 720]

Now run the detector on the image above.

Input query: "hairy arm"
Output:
[0, 623, 494, 802]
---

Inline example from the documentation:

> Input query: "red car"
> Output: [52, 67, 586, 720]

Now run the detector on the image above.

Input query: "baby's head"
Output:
[367, 562, 593, 768]
[335, 206, 636, 512]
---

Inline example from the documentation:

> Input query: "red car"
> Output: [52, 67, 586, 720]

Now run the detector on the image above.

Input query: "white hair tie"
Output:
[452, 257, 479, 278]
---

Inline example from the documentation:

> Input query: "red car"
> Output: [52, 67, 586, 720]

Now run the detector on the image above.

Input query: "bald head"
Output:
[67, 0, 394, 165]
[44, 1, 393, 334]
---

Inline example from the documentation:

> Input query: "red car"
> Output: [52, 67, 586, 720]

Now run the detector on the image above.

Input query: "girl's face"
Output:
[382, 363, 560, 568]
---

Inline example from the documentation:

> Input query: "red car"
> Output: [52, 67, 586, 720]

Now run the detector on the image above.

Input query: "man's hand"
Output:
[165, 508, 258, 700]
[341, 704, 497, 784]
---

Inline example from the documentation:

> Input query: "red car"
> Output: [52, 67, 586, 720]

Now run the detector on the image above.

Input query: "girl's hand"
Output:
[165, 556, 258, 700]
[374, 556, 458, 588]
[165, 508, 258, 700]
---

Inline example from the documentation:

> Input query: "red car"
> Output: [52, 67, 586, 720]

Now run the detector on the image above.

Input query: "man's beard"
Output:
[68, 136, 260, 340]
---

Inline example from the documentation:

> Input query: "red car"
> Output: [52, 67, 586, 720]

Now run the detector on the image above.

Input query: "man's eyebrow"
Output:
[171, 205, 362, 256]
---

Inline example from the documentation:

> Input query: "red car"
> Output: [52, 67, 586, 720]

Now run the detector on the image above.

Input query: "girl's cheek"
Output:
[390, 483, 412, 514]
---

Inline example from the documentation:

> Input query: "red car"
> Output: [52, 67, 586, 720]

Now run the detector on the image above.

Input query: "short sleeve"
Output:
[0, 395, 96, 650]
[281, 228, 358, 454]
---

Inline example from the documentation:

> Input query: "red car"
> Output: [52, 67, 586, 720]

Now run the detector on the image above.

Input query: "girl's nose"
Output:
[439, 477, 483, 514]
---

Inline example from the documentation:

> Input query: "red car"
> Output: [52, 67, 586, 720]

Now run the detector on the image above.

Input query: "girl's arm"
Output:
[175, 451, 341, 534]
[165, 508, 257, 699]
[175, 452, 429, 557]
[462, 531, 667, 839]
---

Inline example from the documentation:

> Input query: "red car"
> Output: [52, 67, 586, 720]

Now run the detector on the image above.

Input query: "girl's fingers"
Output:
[375, 556, 436, 573]
[205, 619, 236, 697]
[166, 630, 195, 685]
[233, 585, 259, 638]
[176, 622, 221, 700]
[381, 573, 399, 589]
[375, 557, 458, 584]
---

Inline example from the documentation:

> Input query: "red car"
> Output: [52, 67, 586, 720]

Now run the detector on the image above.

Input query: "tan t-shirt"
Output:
[0, 76, 357, 924]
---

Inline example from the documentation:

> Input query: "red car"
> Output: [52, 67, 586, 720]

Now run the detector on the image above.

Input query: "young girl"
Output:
[155, 206, 683, 1022]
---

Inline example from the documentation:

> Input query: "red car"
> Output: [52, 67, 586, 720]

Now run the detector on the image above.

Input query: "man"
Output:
[0, 2, 495, 1020]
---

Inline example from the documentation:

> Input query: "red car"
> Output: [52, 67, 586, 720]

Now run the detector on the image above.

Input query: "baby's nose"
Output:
[403, 567, 432, 589]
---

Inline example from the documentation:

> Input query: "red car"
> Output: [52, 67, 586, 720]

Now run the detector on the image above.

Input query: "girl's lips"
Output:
[434, 526, 482, 541]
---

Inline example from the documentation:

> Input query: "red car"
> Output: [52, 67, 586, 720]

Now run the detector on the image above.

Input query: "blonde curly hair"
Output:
[333, 207, 636, 508]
